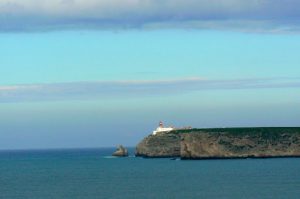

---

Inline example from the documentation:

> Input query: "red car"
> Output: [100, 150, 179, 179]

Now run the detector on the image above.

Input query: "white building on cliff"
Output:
[152, 121, 174, 135]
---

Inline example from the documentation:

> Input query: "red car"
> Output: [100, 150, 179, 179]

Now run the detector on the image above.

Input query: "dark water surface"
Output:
[0, 148, 299, 199]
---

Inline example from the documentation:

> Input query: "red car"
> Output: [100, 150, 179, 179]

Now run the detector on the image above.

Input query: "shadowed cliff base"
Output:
[136, 127, 300, 159]
[180, 155, 300, 160]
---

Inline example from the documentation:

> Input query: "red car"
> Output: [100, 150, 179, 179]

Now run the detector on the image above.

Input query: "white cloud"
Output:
[0, 85, 41, 91]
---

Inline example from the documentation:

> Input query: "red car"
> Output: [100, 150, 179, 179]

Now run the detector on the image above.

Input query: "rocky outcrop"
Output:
[136, 128, 300, 159]
[112, 145, 128, 157]
[135, 133, 181, 157]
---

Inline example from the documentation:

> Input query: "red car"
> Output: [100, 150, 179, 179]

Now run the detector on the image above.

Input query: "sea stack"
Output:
[112, 145, 128, 157]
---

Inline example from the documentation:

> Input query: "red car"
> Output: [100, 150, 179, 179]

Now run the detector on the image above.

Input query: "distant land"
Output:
[136, 127, 300, 159]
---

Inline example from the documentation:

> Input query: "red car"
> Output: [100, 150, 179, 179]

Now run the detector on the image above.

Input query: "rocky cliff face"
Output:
[181, 131, 300, 159]
[135, 133, 181, 157]
[136, 128, 300, 159]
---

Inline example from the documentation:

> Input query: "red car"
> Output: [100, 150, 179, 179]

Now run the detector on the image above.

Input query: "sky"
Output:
[0, 0, 300, 149]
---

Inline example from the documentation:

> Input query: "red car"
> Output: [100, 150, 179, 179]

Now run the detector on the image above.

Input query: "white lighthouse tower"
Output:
[152, 121, 174, 135]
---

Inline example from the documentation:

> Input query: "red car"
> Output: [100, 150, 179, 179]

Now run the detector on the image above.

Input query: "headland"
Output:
[136, 127, 300, 159]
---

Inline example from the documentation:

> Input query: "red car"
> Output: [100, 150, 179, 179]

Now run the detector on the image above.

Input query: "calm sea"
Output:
[0, 148, 299, 199]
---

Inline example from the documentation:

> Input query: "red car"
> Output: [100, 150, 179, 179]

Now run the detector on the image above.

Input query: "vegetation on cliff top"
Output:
[172, 127, 300, 140]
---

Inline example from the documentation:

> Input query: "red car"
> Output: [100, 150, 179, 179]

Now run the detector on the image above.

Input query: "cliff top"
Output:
[171, 127, 300, 137]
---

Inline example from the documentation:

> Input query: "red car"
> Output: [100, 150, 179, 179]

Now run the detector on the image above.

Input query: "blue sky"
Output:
[0, 0, 300, 149]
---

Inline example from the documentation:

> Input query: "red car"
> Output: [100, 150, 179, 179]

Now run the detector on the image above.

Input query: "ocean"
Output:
[0, 148, 299, 199]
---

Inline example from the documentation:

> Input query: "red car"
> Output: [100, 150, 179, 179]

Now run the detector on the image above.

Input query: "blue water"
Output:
[0, 148, 300, 199]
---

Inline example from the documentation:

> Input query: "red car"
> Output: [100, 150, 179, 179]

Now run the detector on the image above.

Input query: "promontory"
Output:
[136, 127, 300, 159]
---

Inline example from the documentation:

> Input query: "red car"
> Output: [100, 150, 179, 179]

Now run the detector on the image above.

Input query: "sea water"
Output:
[0, 148, 300, 199]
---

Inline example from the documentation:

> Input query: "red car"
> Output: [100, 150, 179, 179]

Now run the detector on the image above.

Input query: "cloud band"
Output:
[0, 77, 299, 102]
[1, 0, 300, 32]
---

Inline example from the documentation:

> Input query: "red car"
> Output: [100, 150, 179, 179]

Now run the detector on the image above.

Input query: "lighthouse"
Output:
[152, 121, 174, 135]
[159, 121, 163, 128]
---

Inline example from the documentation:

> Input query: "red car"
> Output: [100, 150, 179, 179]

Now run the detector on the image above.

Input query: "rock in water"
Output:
[112, 145, 128, 157]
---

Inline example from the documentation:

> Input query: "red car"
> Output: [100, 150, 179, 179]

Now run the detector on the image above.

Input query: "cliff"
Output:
[135, 133, 181, 157]
[136, 127, 300, 159]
